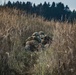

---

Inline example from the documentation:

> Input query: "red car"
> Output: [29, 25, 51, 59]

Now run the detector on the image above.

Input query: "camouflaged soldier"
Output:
[25, 40, 39, 51]
[39, 31, 52, 47]
[32, 32, 41, 42]
[41, 35, 52, 46]
[39, 31, 45, 39]
[38, 31, 46, 48]
[25, 32, 41, 51]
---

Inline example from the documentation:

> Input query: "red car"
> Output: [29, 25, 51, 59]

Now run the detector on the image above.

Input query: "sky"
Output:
[0, 0, 76, 10]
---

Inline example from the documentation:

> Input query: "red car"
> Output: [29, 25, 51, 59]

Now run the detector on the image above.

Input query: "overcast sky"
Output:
[0, 0, 76, 10]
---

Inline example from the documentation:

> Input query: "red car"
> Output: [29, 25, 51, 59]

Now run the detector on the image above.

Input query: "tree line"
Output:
[2, 1, 76, 22]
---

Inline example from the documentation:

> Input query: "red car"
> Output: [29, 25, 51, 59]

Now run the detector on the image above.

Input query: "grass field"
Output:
[0, 7, 76, 75]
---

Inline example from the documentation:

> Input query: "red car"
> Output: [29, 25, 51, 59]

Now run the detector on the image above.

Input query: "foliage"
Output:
[0, 8, 76, 75]
[1, 1, 76, 22]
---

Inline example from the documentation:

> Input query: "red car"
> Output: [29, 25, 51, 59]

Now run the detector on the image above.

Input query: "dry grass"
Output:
[0, 7, 76, 75]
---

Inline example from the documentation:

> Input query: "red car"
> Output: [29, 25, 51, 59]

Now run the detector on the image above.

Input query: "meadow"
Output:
[0, 7, 76, 75]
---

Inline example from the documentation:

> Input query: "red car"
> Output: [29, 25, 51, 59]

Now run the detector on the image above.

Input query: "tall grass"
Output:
[0, 7, 76, 75]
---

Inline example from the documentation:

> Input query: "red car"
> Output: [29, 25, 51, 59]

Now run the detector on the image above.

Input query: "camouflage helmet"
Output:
[33, 36, 41, 43]
[32, 32, 39, 36]
[39, 31, 44, 35]
[39, 31, 45, 39]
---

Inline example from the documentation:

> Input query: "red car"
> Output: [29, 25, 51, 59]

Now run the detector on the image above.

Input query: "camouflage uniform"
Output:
[39, 31, 52, 47]
[32, 32, 41, 43]
[25, 32, 41, 51]
[25, 31, 52, 51]
[25, 40, 39, 51]
[39, 31, 45, 39]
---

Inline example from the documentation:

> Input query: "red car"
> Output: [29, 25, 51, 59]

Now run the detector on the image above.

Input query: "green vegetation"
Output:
[4, 1, 76, 22]
[0, 8, 76, 75]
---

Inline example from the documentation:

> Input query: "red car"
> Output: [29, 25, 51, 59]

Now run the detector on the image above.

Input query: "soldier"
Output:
[25, 40, 39, 51]
[32, 32, 40, 37]
[25, 32, 41, 51]
[39, 31, 52, 46]
[41, 35, 52, 46]
[39, 31, 45, 39]
[32, 32, 41, 43]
